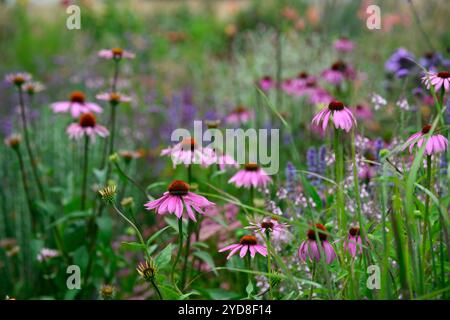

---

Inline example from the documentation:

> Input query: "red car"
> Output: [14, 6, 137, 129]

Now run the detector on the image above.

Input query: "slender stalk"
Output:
[309, 262, 316, 300]
[171, 218, 184, 284]
[265, 231, 273, 300]
[112, 203, 146, 249]
[14, 147, 35, 230]
[333, 128, 346, 233]
[113, 161, 148, 199]
[423, 155, 437, 285]
[181, 219, 193, 289]
[150, 278, 163, 300]
[81, 136, 89, 210]
[17, 86, 45, 201]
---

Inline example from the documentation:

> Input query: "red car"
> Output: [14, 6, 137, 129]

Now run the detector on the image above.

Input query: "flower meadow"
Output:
[0, 0, 449, 301]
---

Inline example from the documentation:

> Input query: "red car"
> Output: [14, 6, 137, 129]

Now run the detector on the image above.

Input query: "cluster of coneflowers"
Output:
[3, 37, 449, 300]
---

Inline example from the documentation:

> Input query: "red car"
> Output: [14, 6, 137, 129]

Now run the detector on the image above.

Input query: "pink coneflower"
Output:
[333, 37, 355, 53]
[66, 112, 109, 142]
[5, 72, 32, 86]
[353, 104, 373, 120]
[343, 227, 362, 257]
[161, 138, 214, 167]
[52, 91, 103, 118]
[298, 223, 336, 264]
[203, 148, 239, 170]
[421, 71, 450, 92]
[225, 106, 254, 124]
[98, 47, 135, 60]
[312, 100, 357, 132]
[404, 125, 448, 155]
[247, 217, 290, 243]
[228, 163, 272, 189]
[322, 61, 355, 85]
[258, 76, 275, 91]
[23, 81, 45, 95]
[219, 235, 267, 259]
[144, 180, 215, 221]
[96, 92, 132, 105]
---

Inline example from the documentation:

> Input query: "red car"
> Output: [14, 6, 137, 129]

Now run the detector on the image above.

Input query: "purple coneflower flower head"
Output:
[52, 91, 103, 118]
[37, 248, 59, 262]
[23, 81, 45, 95]
[228, 163, 272, 189]
[258, 76, 275, 91]
[5, 72, 32, 87]
[421, 71, 450, 92]
[98, 47, 135, 60]
[66, 112, 109, 142]
[160, 138, 214, 168]
[333, 37, 355, 53]
[312, 100, 356, 132]
[343, 227, 363, 257]
[321, 61, 355, 85]
[144, 180, 215, 221]
[385, 48, 416, 78]
[96, 92, 132, 105]
[247, 217, 290, 242]
[219, 235, 267, 260]
[225, 106, 254, 124]
[404, 125, 448, 155]
[353, 104, 373, 120]
[298, 223, 336, 264]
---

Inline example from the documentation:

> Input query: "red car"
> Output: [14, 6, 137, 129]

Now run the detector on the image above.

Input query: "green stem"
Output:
[309, 262, 316, 300]
[265, 231, 273, 300]
[113, 161, 148, 199]
[334, 128, 346, 233]
[14, 148, 35, 230]
[150, 278, 163, 300]
[81, 136, 89, 210]
[171, 218, 183, 285]
[423, 155, 437, 286]
[181, 219, 193, 290]
[18, 86, 45, 201]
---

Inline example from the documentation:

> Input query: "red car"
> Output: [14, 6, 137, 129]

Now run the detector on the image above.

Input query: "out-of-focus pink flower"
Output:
[358, 163, 376, 181]
[52, 91, 103, 118]
[312, 100, 356, 132]
[343, 227, 362, 257]
[421, 71, 450, 92]
[258, 76, 275, 91]
[202, 148, 239, 170]
[5, 72, 32, 87]
[37, 248, 59, 262]
[404, 125, 448, 155]
[66, 112, 109, 142]
[353, 104, 373, 120]
[225, 106, 254, 124]
[96, 92, 132, 104]
[23, 81, 45, 95]
[322, 61, 356, 86]
[247, 217, 290, 243]
[219, 235, 267, 259]
[98, 48, 135, 60]
[229, 163, 272, 189]
[298, 224, 336, 264]
[333, 37, 355, 53]
[161, 138, 214, 168]
[144, 180, 215, 222]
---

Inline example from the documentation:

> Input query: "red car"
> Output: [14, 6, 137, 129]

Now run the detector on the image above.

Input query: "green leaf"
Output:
[146, 226, 171, 247]
[120, 241, 146, 251]
[246, 280, 254, 296]
[155, 243, 174, 270]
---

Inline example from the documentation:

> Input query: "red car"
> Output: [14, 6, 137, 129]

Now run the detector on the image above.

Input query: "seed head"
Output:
[99, 185, 117, 204]
[99, 284, 115, 300]
[137, 259, 158, 282]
